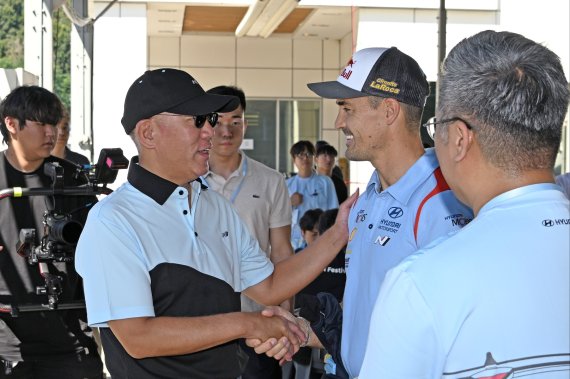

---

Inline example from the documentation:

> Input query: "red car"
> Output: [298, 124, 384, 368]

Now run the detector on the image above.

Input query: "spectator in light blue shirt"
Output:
[287, 140, 338, 250]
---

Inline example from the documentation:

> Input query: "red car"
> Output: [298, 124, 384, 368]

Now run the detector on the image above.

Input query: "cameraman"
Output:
[0, 86, 103, 378]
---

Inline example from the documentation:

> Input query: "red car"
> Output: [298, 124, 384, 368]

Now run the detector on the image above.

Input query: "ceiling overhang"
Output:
[147, 1, 351, 40]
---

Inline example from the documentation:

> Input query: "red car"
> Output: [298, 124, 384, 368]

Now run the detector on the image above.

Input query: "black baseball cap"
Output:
[121, 68, 240, 134]
[307, 47, 429, 108]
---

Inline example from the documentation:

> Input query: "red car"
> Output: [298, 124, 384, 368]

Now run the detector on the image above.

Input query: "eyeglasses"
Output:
[193, 113, 219, 129]
[157, 112, 219, 129]
[422, 117, 474, 140]
[295, 152, 314, 159]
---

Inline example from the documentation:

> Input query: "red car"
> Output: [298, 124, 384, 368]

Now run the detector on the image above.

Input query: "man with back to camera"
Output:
[359, 30, 570, 379]
[248, 47, 473, 378]
[74, 68, 357, 379]
[204, 85, 294, 379]
[0, 86, 103, 378]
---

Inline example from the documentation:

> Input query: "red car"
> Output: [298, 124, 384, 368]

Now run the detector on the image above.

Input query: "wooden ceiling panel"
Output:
[183, 6, 248, 33]
[274, 8, 314, 34]
[182, 6, 314, 35]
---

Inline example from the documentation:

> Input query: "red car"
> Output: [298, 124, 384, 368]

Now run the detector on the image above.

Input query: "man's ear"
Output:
[451, 120, 474, 162]
[4, 116, 19, 134]
[382, 98, 400, 125]
[242, 118, 248, 133]
[135, 119, 156, 149]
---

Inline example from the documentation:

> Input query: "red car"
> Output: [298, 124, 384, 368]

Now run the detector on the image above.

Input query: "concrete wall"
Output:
[148, 35, 344, 98]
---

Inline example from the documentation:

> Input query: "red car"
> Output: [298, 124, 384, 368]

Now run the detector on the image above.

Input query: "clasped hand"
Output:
[247, 306, 303, 365]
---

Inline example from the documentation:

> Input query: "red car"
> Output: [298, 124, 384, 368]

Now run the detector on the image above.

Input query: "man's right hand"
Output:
[245, 310, 304, 361]
[246, 306, 305, 363]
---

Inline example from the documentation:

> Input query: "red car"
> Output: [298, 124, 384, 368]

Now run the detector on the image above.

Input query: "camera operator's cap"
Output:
[121, 68, 240, 134]
[307, 47, 429, 108]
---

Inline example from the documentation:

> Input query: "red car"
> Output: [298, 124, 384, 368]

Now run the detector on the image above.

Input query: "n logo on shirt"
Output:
[374, 235, 390, 246]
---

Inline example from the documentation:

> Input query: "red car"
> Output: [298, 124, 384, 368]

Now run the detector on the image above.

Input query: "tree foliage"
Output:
[53, 6, 71, 109]
[0, 0, 71, 109]
[0, 0, 24, 68]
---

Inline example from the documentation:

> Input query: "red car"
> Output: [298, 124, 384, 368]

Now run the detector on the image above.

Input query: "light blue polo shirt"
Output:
[287, 172, 339, 250]
[341, 148, 473, 378]
[360, 184, 570, 379]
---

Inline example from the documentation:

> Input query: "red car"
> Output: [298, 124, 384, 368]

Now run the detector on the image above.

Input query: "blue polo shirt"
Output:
[75, 159, 273, 378]
[360, 184, 570, 379]
[341, 148, 473, 378]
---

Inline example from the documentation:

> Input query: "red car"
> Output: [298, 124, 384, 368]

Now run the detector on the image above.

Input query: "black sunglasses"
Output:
[422, 117, 474, 140]
[193, 113, 219, 129]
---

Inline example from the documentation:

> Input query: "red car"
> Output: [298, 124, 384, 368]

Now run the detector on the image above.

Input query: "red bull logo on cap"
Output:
[340, 57, 357, 80]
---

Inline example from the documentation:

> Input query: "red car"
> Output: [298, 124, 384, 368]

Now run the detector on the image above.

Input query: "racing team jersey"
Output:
[341, 148, 473, 378]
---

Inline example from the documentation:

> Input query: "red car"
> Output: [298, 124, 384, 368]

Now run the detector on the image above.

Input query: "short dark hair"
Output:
[299, 208, 324, 232]
[316, 144, 338, 157]
[290, 140, 315, 158]
[0, 86, 63, 144]
[207, 85, 246, 111]
[439, 30, 570, 173]
[315, 140, 330, 151]
[318, 208, 338, 234]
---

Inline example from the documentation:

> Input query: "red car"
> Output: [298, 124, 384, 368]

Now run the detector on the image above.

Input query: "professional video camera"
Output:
[0, 148, 129, 313]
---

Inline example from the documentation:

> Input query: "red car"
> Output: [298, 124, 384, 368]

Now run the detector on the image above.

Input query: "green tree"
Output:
[53, 5, 71, 109]
[0, 0, 24, 68]
[0, 0, 71, 109]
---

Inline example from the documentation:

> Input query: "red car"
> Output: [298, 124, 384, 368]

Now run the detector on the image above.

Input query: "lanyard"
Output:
[203, 156, 248, 204]
[229, 157, 248, 204]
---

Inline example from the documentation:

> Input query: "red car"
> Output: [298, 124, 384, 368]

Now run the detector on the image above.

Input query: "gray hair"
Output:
[438, 30, 569, 173]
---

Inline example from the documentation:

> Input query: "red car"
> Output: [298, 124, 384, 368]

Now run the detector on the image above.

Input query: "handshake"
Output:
[246, 306, 314, 365]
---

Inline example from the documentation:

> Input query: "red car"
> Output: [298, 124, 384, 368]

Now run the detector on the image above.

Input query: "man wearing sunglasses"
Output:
[75, 68, 356, 379]
[360, 31, 570, 378]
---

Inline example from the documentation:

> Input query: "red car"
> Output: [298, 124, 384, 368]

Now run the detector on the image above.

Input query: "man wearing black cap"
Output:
[249, 48, 473, 378]
[75, 68, 356, 379]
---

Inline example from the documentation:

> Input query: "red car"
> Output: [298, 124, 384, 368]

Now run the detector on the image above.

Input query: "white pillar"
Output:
[24, 0, 54, 90]
[92, 2, 147, 186]
[70, 0, 94, 160]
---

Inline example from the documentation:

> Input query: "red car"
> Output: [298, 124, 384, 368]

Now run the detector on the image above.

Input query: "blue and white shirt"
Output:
[75, 159, 273, 378]
[341, 149, 473, 378]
